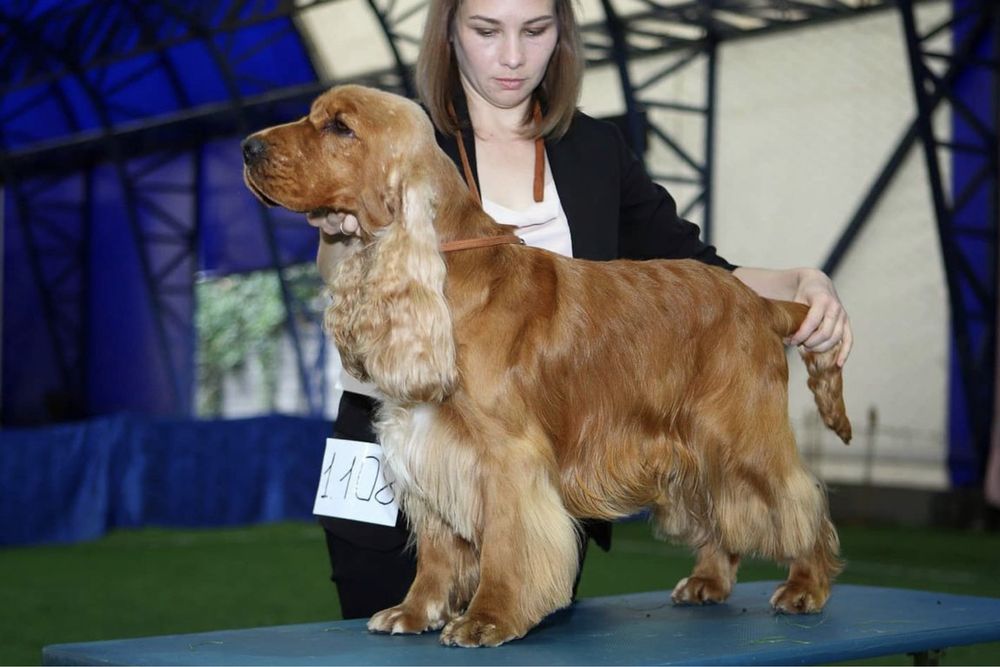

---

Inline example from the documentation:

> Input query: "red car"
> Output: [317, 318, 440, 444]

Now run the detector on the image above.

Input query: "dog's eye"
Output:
[325, 116, 355, 137]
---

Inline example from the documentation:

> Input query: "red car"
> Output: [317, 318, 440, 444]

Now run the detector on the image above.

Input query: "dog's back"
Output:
[448, 245, 845, 459]
[446, 245, 846, 577]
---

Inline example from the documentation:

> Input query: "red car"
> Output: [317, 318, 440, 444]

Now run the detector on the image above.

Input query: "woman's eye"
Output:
[525, 27, 548, 37]
[475, 28, 496, 37]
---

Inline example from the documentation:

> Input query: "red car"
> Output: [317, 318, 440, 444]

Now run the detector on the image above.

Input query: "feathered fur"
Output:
[242, 84, 851, 647]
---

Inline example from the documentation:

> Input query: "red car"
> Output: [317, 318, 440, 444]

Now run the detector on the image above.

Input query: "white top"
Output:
[481, 159, 574, 259]
[334, 153, 573, 403]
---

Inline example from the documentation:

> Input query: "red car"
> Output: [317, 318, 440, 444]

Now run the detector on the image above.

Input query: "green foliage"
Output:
[195, 265, 324, 416]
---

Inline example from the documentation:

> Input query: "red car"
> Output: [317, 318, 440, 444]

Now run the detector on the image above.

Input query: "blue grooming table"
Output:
[43, 582, 1000, 665]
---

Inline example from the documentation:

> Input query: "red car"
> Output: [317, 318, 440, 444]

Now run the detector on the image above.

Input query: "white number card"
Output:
[313, 438, 400, 527]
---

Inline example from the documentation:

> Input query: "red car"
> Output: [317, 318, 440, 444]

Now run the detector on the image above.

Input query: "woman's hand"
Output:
[787, 268, 853, 367]
[734, 266, 853, 367]
[306, 210, 359, 237]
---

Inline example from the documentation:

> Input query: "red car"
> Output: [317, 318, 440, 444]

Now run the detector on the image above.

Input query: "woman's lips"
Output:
[495, 78, 526, 90]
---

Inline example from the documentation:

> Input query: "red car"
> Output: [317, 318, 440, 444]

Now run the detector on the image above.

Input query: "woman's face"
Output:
[452, 0, 559, 111]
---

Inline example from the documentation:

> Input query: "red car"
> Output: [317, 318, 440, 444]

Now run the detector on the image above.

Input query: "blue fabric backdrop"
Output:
[1, 1, 321, 426]
[0, 414, 331, 546]
[948, 0, 997, 486]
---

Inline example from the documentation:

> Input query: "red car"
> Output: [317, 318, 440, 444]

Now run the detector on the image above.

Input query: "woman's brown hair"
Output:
[415, 0, 584, 140]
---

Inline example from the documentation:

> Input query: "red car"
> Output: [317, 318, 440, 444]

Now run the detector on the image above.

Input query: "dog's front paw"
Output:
[439, 612, 524, 647]
[770, 581, 828, 614]
[368, 602, 447, 635]
[671, 576, 732, 605]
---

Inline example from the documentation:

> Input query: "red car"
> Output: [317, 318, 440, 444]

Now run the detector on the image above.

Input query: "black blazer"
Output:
[438, 96, 735, 269]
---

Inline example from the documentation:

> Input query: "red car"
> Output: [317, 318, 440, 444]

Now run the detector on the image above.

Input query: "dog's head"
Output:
[244, 85, 459, 404]
[242, 85, 440, 239]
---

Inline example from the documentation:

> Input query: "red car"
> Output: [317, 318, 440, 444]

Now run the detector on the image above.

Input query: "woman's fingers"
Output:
[803, 310, 843, 352]
[306, 211, 342, 236]
[789, 300, 827, 347]
[305, 210, 359, 237]
[836, 319, 854, 367]
[339, 214, 359, 235]
[788, 291, 853, 365]
[799, 307, 853, 367]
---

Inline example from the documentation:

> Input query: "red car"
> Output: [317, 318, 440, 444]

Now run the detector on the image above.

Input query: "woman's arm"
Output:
[734, 266, 853, 367]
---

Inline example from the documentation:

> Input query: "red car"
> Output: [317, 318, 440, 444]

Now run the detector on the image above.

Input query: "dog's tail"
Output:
[768, 300, 852, 445]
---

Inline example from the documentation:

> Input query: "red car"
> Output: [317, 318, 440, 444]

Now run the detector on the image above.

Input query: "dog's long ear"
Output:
[332, 168, 458, 403]
[325, 240, 371, 385]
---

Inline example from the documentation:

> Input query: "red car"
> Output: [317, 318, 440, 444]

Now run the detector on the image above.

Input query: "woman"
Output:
[309, 0, 853, 619]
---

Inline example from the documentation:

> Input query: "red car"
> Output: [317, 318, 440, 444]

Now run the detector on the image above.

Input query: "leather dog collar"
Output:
[439, 235, 525, 253]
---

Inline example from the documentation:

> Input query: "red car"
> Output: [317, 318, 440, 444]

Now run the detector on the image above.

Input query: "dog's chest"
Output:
[376, 404, 436, 489]
[375, 403, 481, 540]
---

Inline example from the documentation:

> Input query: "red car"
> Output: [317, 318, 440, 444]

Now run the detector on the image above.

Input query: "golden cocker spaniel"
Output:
[242, 85, 851, 647]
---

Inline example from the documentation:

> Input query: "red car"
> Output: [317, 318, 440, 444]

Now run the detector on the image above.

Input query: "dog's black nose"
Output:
[241, 136, 267, 165]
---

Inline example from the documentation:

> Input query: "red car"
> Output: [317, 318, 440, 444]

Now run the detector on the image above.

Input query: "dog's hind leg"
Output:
[771, 499, 843, 614]
[368, 508, 477, 634]
[651, 472, 740, 605]
[717, 452, 842, 613]
[671, 543, 741, 605]
[439, 437, 579, 647]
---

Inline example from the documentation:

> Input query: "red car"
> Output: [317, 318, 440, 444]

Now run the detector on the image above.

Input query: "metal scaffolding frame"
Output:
[1, 0, 328, 418]
[898, 0, 998, 482]
[1, 1, 996, 481]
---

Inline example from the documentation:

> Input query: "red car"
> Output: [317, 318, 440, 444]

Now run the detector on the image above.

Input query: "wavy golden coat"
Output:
[243, 85, 851, 647]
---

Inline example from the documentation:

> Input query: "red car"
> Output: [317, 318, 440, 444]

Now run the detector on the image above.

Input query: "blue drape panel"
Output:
[948, 0, 996, 486]
[1, 5, 321, 425]
[0, 414, 331, 546]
